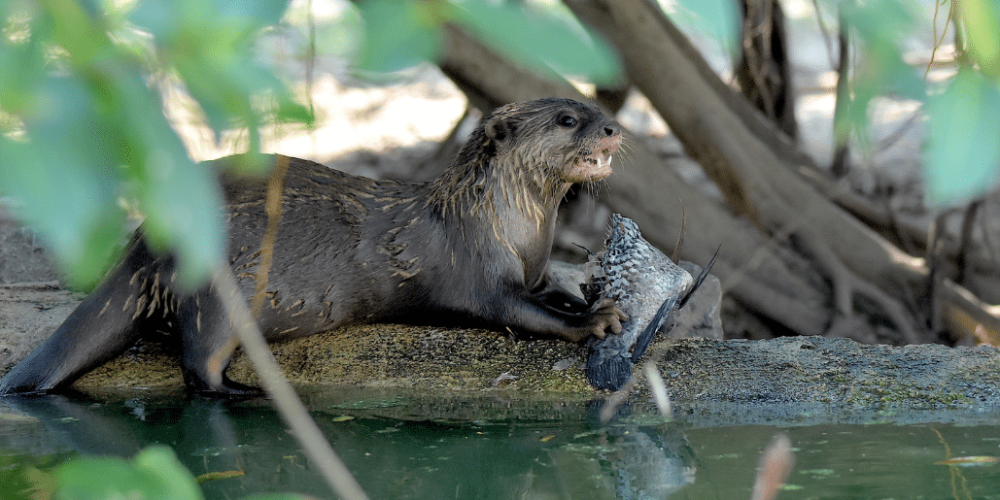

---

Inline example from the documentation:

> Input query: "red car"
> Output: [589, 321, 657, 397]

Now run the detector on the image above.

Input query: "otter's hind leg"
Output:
[175, 289, 257, 395]
[0, 248, 169, 394]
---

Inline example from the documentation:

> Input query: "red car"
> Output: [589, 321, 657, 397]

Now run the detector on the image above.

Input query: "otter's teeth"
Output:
[598, 155, 613, 169]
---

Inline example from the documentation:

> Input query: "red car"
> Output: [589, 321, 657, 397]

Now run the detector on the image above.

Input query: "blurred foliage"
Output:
[0, 452, 64, 500]
[826, 0, 1000, 205]
[925, 66, 1000, 203]
[355, 0, 618, 82]
[51, 445, 308, 500]
[0, 0, 618, 290]
[925, 0, 1000, 204]
[55, 446, 203, 500]
[673, 0, 1000, 205]
[835, 0, 924, 143]
[361, 0, 1000, 207]
[4, 0, 997, 288]
[0, 0, 308, 290]
[448, 1, 618, 83]
[666, 0, 741, 57]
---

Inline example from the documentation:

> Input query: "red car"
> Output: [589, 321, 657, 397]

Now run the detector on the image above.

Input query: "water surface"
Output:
[1, 388, 998, 499]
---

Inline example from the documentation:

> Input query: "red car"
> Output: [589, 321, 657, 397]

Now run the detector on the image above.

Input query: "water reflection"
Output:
[0, 391, 697, 500]
[7, 391, 1000, 499]
[1, 393, 248, 488]
[587, 401, 696, 499]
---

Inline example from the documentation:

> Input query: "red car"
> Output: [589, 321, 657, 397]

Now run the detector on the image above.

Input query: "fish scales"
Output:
[584, 214, 694, 391]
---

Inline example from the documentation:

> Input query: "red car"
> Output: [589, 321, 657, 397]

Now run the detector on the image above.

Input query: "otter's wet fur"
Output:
[0, 98, 626, 395]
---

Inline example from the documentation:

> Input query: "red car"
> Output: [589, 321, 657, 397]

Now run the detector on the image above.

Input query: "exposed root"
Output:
[956, 198, 983, 285]
[799, 227, 924, 344]
[938, 279, 1000, 345]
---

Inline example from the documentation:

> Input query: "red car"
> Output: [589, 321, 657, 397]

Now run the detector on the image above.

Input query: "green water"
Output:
[1, 389, 999, 499]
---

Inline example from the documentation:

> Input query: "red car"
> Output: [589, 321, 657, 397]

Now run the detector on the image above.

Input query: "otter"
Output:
[0, 98, 626, 395]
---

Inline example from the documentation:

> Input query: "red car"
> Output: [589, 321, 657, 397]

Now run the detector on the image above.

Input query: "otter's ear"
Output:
[484, 116, 513, 143]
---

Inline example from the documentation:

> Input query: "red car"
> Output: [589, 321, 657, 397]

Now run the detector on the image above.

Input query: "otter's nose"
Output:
[603, 122, 621, 137]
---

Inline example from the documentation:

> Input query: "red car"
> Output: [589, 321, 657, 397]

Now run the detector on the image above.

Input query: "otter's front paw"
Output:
[561, 298, 627, 342]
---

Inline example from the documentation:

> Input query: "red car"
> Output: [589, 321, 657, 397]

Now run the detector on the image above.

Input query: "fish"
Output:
[583, 214, 716, 391]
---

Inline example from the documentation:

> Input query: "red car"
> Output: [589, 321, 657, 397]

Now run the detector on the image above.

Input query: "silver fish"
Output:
[583, 214, 715, 391]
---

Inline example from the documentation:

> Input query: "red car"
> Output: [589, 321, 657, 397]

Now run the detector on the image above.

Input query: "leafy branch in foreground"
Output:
[53, 445, 307, 500]
[832, 0, 1000, 205]
[0, 0, 309, 290]
[0, 0, 619, 291]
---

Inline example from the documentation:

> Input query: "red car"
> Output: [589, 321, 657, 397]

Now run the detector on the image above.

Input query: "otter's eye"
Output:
[557, 114, 578, 128]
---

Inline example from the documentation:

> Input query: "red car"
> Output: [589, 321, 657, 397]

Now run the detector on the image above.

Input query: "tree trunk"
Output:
[563, 0, 1000, 343]
[737, 0, 797, 139]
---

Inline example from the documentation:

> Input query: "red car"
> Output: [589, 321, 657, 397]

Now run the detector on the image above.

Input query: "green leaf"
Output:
[132, 0, 289, 40]
[925, 68, 1000, 205]
[842, 3, 916, 64]
[0, 138, 125, 289]
[673, 0, 741, 57]
[960, 0, 1000, 78]
[0, 0, 307, 291]
[56, 457, 154, 500]
[175, 59, 251, 138]
[133, 0, 305, 143]
[0, 18, 48, 116]
[129, 0, 176, 39]
[136, 151, 225, 290]
[355, 0, 443, 74]
[842, 0, 923, 99]
[216, 0, 291, 28]
[133, 446, 204, 500]
[0, 77, 128, 289]
[452, 1, 619, 84]
[55, 445, 203, 500]
[842, 0, 917, 48]
[108, 73, 227, 289]
[242, 495, 316, 500]
[835, 0, 923, 151]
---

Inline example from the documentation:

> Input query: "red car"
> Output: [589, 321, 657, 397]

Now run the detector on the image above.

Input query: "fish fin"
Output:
[630, 295, 682, 364]
[573, 242, 595, 257]
[678, 245, 720, 310]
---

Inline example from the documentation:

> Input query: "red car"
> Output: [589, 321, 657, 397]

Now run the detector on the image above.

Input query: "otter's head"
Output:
[481, 98, 622, 185]
[430, 98, 622, 221]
